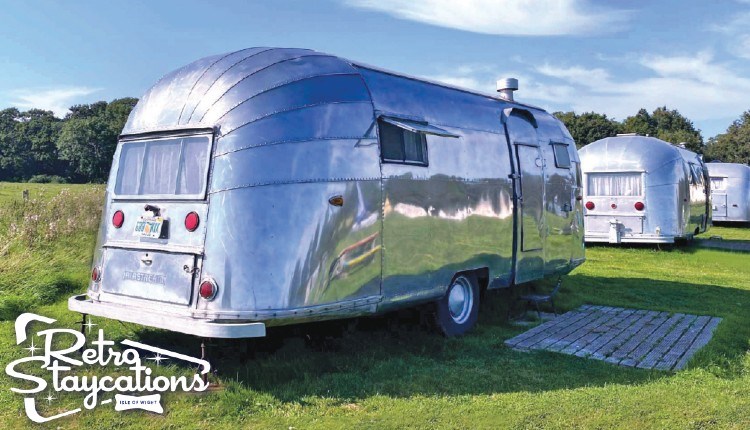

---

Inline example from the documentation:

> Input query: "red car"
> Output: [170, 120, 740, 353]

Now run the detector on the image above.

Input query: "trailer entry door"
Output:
[515, 143, 545, 251]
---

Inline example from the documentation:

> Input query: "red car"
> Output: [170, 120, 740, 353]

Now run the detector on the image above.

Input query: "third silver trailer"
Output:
[579, 135, 710, 243]
[707, 162, 750, 222]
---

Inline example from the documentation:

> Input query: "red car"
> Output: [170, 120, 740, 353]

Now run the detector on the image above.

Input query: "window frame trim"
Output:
[377, 116, 444, 167]
[550, 141, 572, 169]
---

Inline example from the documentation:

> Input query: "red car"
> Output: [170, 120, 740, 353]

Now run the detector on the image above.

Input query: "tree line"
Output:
[0, 98, 137, 183]
[0, 100, 747, 184]
[554, 107, 750, 165]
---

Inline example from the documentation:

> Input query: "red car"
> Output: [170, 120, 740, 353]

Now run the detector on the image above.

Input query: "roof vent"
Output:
[496, 78, 519, 101]
[677, 142, 687, 148]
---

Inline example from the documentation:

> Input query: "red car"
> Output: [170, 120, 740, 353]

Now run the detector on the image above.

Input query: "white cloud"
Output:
[709, 10, 750, 60]
[343, 0, 632, 36]
[421, 51, 750, 136]
[8, 86, 101, 117]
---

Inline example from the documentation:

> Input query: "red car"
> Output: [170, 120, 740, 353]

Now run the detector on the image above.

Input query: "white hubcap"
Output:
[447, 277, 473, 324]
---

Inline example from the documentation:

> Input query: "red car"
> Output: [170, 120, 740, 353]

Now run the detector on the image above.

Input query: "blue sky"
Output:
[1, 0, 749, 138]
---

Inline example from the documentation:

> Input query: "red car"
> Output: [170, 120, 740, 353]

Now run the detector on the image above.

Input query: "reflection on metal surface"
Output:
[580, 136, 711, 243]
[73, 47, 586, 337]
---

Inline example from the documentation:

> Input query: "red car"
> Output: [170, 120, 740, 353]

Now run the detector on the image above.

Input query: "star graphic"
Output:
[83, 317, 97, 333]
[147, 353, 168, 366]
[44, 391, 56, 405]
[25, 339, 40, 356]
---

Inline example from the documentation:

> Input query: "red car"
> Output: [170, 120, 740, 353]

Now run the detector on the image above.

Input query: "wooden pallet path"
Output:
[505, 306, 721, 371]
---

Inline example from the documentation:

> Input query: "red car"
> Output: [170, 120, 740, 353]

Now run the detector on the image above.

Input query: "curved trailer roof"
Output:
[578, 135, 699, 185]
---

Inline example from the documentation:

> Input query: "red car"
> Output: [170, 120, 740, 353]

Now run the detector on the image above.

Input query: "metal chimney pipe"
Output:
[496, 78, 519, 101]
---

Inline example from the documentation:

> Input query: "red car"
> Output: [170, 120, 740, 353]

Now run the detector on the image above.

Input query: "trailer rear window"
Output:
[114, 135, 211, 199]
[710, 177, 726, 191]
[587, 173, 642, 197]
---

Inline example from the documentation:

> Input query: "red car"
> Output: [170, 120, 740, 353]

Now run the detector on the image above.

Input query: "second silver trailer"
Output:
[707, 162, 750, 222]
[579, 135, 710, 243]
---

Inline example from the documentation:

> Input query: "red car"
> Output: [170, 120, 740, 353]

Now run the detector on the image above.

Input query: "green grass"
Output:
[1, 184, 750, 429]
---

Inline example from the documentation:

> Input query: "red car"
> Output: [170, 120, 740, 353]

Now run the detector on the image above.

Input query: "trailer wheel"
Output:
[434, 274, 479, 336]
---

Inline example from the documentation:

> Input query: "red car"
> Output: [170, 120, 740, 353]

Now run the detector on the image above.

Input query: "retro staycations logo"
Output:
[5, 313, 210, 423]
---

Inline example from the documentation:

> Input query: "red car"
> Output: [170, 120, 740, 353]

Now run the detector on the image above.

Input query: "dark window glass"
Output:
[552, 143, 571, 168]
[379, 121, 405, 161]
[378, 119, 428, 165]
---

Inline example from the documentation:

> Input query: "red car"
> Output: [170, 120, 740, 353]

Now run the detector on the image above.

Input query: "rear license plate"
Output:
[134, 217, 164, 238]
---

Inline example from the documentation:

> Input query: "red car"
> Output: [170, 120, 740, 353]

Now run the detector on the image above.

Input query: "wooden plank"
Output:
[637, 314, 697, 369]
[505, 308, 587, 346]
[559, 307, 624, 355]
[606, 311, 668, 364]
[619, 313, 683, 367]
[510, 307, 599, 349]
[550, 308, 622, 353]
[573, 308, 637, 358]
[673, 317, 722, 370]
[563, 308, 629, 355]
[530, 307, 608, 350]
[603, 311, 663, 364]
[655, 315, 710, 371]
[590, 310, 650, 360]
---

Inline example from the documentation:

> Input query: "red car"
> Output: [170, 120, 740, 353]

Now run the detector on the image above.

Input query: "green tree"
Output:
[704, 111, 750, 164]
[621, 108, 655, 136]
[622, 107, 704, 153]
[0, 108, 21, 180]
[0, 109, 62, 181]
[56, 98, 137, 182]
[553, 111, 621, 148]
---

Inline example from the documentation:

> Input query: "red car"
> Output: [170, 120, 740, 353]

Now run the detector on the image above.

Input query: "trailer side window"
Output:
[378, 120, 428, 165]
[551, 143, 571, 168]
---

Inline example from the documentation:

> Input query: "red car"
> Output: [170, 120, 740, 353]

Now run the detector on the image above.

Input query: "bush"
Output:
[28, 174, 67, 184]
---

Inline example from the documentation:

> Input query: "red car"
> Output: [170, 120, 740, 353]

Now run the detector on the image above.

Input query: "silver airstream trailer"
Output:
[579, 135, 710, 243]
[707, 162, 750, 222]
[69, 47, 585, 339]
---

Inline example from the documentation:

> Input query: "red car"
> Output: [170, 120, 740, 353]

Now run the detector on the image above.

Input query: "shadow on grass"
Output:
[121, 288, 670, 403]
[115, 273, 750, 404]
[0, 278, 80, 321]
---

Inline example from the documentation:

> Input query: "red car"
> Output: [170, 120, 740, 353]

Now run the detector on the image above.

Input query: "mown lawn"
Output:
[1, 184, 750, 429]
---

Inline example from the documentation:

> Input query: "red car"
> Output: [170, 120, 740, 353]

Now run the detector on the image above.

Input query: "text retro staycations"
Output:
[69, 47, 586, 340]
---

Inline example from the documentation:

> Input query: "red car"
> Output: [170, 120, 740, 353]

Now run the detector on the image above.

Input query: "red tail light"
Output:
[112, 210, 124, 228]
[91, 266, 102, 282]
[611, 203, 617, 209]
[185, 212, 200, 232]
[585, 201, 595, 210]
[635, 202, 645, 211]
[199, 279, 217, 300]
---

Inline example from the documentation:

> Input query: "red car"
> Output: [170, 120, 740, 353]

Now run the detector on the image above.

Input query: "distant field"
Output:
[1, 183, 750, 429]
[0, 181, 101, 203]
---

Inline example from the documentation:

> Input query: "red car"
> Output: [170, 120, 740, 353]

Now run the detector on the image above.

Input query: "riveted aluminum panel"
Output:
[100, 248, 195, 305]
[200, 181, 382, 317]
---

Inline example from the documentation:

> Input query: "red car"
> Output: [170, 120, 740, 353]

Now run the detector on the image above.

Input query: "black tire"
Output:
[434, 273, 480, 337]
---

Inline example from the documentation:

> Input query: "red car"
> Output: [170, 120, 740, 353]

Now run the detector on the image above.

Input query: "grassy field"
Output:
[1, 183, 750, 429]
